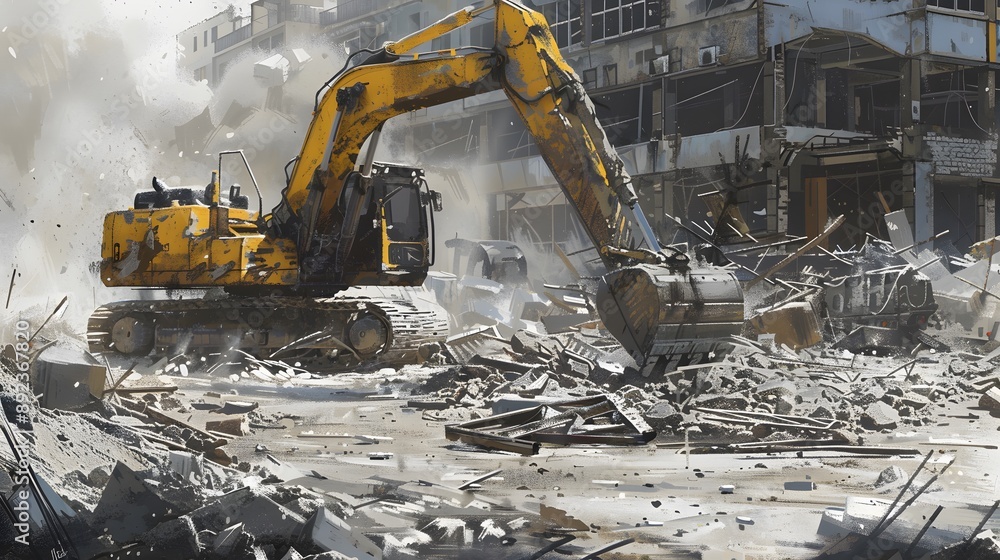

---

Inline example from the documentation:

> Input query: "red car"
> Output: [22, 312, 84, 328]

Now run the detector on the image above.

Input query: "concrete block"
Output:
[169, 451, 204, 483]
[300, 507, 382, 560]
[206, 416, 249, 436]
[32, 346, 106, 410]
[746, 302, 822, 350]
[254, 53, 289, 87]
[284, 47, 311, 72]
[91, 462, 175, 542]
[861, 401, 899, 431]
[755, 379, 796, 399]
[980, 387, 1000, 410]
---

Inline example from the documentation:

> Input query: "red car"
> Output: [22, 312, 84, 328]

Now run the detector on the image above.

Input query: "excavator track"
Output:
[87, 295, 449, 366]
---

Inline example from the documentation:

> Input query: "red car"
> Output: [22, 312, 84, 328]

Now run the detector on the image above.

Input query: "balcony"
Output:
[286, 4, 321, 24]
[321, 0, 394, 26]
[215, 24, 251, 52]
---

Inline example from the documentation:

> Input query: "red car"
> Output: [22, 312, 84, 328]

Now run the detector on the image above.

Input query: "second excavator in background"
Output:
[89, 0, 745, 372]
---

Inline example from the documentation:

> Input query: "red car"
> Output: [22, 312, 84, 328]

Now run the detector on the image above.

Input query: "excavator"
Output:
[88, 0, 745, 370]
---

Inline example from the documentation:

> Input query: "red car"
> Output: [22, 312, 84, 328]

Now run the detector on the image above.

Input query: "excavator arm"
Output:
[266, 0, 744, 369]
[270, 0, 661, 269]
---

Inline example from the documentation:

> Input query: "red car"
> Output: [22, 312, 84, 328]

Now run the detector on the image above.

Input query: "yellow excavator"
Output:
[88, 0, 744, 370]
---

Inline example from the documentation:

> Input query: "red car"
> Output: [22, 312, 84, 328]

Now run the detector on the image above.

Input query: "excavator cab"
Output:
[324, 162, 439, 287]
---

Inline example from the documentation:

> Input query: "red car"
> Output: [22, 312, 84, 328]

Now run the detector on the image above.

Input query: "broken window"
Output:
[735, 182, 772, 235]
[591, 83, 660, 146]
[784, 53, 818, 127]
[921, 68, 982, 131]
[431, 33, 452, 51]
[935, 180, 979, 252]
[469, 22, 493, 48]
[855, 80, 900, 136]
[583, 68, 598, 89]
[344, 32, 362, 53]
[702, 0, 740, 12]
[494, 191, 590, 252]
[603, 64, 618, 87]
[590, 0, 660, 42]
[539, 0, 583, 48]
[927, 0, 986, 12]
[674, 63, 764, 136]
[412, 115, 482, 161]
[489, 107, 540, 161]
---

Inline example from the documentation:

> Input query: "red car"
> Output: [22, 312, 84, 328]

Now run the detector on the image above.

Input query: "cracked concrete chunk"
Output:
[139, 515, 201, 559]
[300, 506, 383, 559]
[874, 466, 907, 488]
[206, 416, 250, 436]
[860, 401, 899, 431]
[979, 387, 1000, 410]
[191, 487, 305, 543]
[90, 462, 176, 543]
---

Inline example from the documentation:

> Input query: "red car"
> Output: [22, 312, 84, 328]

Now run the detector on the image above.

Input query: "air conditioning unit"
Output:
[698, 45, 720, 66]
[650, 55, 671, 75]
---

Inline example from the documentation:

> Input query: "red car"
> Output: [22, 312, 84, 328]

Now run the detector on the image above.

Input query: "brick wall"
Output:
[924, 131, 998, 177]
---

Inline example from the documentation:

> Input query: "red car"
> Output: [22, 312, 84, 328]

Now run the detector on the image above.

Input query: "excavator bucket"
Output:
[596, 264, 745, 373]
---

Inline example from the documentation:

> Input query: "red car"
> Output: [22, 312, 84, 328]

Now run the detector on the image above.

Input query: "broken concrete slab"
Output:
[300, 506, 382, 559]
[979, 387, 1000, 411]
[89, 462, 176, 543]
[168, 450, 204, 483]
[138, 515, 201, 559]
[213, 522, 245, 556]
[190, 486, 306, 543]
[861, 401, 900, 431]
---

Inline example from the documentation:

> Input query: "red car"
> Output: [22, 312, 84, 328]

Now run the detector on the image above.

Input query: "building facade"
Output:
[179, 0, 1000, 256]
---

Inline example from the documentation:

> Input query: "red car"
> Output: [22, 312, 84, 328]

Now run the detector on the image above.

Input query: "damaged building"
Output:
[179, 0, 1000, 258]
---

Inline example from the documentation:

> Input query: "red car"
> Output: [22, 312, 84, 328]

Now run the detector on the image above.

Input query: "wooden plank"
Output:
[747, 214, 845, 288]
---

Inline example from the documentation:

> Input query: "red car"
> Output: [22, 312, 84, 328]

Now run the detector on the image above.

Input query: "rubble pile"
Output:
[398, 320, 1000, 460]
[0, 342, 587, 560]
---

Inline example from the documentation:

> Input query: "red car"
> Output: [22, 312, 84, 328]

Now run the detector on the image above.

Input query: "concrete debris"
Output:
[979, 386, 1000, 411]
[300, 507, 382, 559]
[206, 415, 250, 436]
[931, 530, 1000, 559]
[33, 345, 106, 410]
[445, 392, 655, 455]
[860, 401, 900, 431]
[874, 466, 907, 488]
